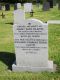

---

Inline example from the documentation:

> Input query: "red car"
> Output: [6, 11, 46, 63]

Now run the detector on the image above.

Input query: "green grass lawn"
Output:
[0, 4, 60, 80]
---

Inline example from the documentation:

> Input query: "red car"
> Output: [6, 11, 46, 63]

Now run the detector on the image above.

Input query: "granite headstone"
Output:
[43, 2, 50, 11]
[48, 0, 53, 8]
[58, 2, 60, 10]
[14, 3, 17, 10]
[0, 4, 2, 10]
[5, 3, 10, 11]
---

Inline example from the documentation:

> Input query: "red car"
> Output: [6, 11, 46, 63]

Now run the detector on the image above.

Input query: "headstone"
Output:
[53, 0, 56, 6]
[14, 9, 25, 24]
[14, 3, 17, 10]
[17, 3, 21, 9]
[1, 12, 5, 18]
[43, 2, 50, 11]
[36, 0, 40, 8]
[2, 6, 5, 11]
[48, 0, 53, 8]
[12, 10, 54, 72]
[0, 4, 2, 10]
[5, 3, 10, 11]
[24, 3, 33, 12]
[58, 2, 60, 10]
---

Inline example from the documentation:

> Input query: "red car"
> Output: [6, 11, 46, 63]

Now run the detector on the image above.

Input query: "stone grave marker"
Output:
[43, 2, 50, 11]
[12, 10, 53, 72]
[53, 0, 56, 6]
[2, 6, 5, 11]
[14, 3, 17, 10]
[36, 0, 40, 8]
[0, 12, 5, 18]
[17, 3, 21, 9]
[24, 3, 33, 12]
[48, 0, 53, 8]
[0, 4, 2, 10]
[58, 2, 60, 10]
[5, 3, 10, 11]
[14, 9, 25, 24]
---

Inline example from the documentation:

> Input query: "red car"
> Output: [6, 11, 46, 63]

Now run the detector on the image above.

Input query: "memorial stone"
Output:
[43, 2, 50, 11]
[14, 9, 25, 24]
[17, 3, 21, 9]
[48, 0, 53, 8]
[2, 6, 5, 11]
[53, 0, 56, 6]
[12, 10, 53, 72]
[24, 3, 33, 12]
[14, 3, 17, 10]
[36, 0, 40, 8]
[5, 3, 10, 11]
[0, 4, 2, 10]
[58, 2, 60, 10]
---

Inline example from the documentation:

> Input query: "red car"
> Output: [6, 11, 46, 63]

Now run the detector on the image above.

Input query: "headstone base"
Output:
[12, 60, 54, 72]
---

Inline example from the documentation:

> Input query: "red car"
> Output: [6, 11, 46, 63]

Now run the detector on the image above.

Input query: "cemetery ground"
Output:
[0, 4, 60, 80]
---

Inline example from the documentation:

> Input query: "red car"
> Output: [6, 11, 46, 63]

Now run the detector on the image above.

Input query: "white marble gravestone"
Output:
[12, 16, 53, 72]
[24, 3, 33, 12]
[17, 3, 21, 9]
[14, 9, 25, 24]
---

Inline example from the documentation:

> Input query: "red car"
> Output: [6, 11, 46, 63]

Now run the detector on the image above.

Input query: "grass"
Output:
[0, 4, 60, 80]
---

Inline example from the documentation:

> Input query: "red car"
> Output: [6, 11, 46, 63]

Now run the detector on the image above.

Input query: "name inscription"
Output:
[13, 22, 48, 54]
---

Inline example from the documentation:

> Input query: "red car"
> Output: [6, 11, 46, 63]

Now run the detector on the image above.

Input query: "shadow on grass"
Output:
[5, 22, 13, 25]
[0, 52, 15, 70]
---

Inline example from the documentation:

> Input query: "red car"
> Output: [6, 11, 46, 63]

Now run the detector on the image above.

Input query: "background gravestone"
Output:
[17, 3, 21, 9]
[14, 10, 25, 24]
[43, 2, 50, 11]
[2, 6, 5, 11]
[5, 3, 10, 11]
[24, 3, 33, 12]
[48, 0, 53, 8]
[14, 3, 17, 10]
[58, 2, 60, 10]
[36, 0, 40, 8]
[53, 0, 56, 6]
[0, 4, 2, 10]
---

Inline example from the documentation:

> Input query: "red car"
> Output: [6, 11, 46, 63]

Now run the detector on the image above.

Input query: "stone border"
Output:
[47, 20, 60, 24]
[12, 60, 54, 72]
